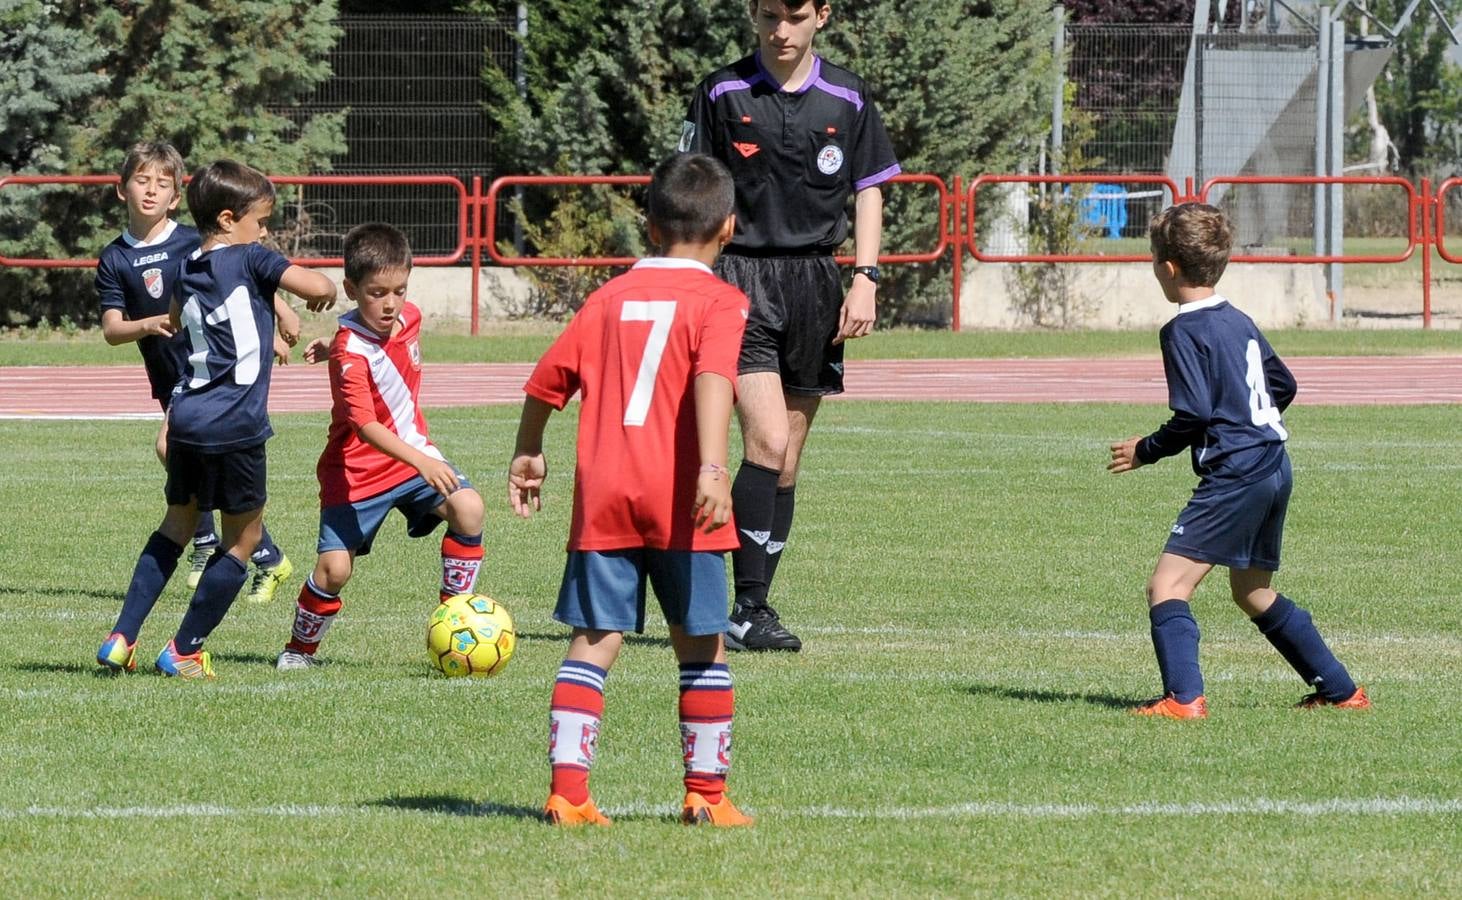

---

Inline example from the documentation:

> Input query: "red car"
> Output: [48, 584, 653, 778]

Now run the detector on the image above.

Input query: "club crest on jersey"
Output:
[816, 144, 844, 175]
[409, 339, 422, 370]
[142, 268, 164, 299]
[678, 120, 696, 152]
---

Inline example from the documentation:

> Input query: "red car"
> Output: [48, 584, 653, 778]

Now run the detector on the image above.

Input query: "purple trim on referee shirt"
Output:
[709, 70, 766, 102]
[855, 163, 902, 192]
[811, 76, 864, 111]
[754, 52, 821, 94]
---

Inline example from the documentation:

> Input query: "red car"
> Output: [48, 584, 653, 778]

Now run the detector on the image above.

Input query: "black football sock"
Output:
[730, 461, 779, 611]
[114, 531, 185, 642]
[173, 551, 248, 653]
[1149, 599, 1204, 703]
[192, 512, 218, 549]
[250, 524, 283, 567]
[762, 484, 796, 599]
[1252, 594, 1357, 700]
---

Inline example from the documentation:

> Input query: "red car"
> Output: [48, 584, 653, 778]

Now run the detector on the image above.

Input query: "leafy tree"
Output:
[0, 1, 346, 325]
[0, 0, 107, 173]
[1364, 0, 1462, 176]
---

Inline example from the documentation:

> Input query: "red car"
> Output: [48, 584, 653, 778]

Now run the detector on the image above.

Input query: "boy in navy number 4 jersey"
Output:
[101, 160, 336, 678]
[1109, 203, 1368, 718]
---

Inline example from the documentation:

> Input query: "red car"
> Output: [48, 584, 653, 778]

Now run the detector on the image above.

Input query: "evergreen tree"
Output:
[0, 0, 107, 173]
[0, 1, 346, 324]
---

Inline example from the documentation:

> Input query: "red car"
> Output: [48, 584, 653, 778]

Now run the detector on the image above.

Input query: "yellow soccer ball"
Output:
[427, 593, 517, 677]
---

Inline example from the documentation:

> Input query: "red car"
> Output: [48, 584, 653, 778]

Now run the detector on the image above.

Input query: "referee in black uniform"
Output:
[681, 0, 900, 651]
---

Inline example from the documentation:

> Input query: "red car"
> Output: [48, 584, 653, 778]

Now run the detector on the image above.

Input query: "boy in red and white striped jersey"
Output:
[276, 223, 486, 670]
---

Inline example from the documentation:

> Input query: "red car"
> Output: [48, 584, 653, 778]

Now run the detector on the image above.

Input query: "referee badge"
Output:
[678, 120, 696, 152]
[816, 144, 844, 175]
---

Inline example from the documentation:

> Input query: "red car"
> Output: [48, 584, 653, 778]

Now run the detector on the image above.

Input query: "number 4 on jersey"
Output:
[1244, 339, 1288, 440]
[620, 301, 677, 426]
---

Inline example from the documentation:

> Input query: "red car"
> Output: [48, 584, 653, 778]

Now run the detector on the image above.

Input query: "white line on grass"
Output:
[2, 796, 1457, 821]
[0, 413, 163, 421]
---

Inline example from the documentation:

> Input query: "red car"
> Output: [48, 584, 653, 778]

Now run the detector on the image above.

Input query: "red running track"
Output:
[2, 357, 1460, 418]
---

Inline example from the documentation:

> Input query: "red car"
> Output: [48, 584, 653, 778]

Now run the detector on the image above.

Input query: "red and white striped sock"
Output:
[286, 576, 342, 655]
[548, 660, 606, 805]
[679, 662, 734, 803]
[440, 531, 484, 602]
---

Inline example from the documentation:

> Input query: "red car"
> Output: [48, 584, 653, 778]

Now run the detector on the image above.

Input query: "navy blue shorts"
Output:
[1164, 455, 1292, 571]
[714, 253, 844, 396]
[165, 442, 267, 515]
[318, 467, 470, 557]
[555, 549, 730, 636]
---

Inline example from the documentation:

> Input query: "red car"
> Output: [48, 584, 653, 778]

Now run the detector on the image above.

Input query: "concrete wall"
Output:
[959, 262, 1331, 330]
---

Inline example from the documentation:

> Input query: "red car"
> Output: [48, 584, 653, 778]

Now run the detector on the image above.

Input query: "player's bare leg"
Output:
[546, 628, 623, 826]
[1134, 552, 1213, 718]
[1233, 567, 1368, 709]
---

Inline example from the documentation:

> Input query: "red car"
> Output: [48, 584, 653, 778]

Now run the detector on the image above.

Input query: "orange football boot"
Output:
[680, 792, 755, 827]
[1131, 693, 1208, 719]
[1296, 685, 1370, 710]
[543, 794, 611, 827]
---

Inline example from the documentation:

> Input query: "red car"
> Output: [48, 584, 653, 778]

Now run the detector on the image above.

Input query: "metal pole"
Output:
[1194, 33, 1205, 188]
[1313, 6, 1330, 269]
[1328, 13, 1345, 318]
[1051, 5, 1064, 175]
[513, 2, 528, 256]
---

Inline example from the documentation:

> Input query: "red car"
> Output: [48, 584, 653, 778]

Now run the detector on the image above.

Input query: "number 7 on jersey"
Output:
[620, 301, 677, 426]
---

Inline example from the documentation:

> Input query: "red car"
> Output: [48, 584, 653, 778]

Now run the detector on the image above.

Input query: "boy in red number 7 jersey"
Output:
[508, 153, 752, 828]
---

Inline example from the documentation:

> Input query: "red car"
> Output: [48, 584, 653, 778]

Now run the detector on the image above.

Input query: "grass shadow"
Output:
[12, 660, 106, 677]
[370, 795, 545, 820]
[518, 631, 670, 648]
[0, 583, 126, 603]
[965, 682, 1136, 710]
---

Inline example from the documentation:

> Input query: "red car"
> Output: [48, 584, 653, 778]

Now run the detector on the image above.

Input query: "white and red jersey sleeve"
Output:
[524, 258, 748, 552]
[317, 302, 444, 505]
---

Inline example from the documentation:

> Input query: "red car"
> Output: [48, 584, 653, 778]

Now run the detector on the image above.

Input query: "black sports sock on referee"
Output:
[730, 461, 779, 610]
[762, 484, 796, 596]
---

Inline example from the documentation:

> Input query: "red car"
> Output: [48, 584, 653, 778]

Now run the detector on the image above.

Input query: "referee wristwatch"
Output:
[852, 265, 880, 285]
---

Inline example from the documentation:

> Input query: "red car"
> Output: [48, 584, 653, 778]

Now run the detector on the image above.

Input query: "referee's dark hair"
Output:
[647, 153, 735, 246]
[186, 159, 276, 237]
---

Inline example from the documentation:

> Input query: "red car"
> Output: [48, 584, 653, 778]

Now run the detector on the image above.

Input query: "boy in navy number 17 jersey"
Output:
[100, 160, 336, 678]
[95, 142, 298, 603]
[1108, 203, 1369, 718]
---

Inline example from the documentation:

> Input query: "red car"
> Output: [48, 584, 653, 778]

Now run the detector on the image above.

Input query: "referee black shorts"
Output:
[714, 252, 844, 396]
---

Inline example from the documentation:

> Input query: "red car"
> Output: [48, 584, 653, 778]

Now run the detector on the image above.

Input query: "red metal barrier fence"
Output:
[2, 172, 1457, 332]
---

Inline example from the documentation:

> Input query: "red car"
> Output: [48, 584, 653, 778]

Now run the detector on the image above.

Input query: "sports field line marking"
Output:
[3, 796, 1457, 821]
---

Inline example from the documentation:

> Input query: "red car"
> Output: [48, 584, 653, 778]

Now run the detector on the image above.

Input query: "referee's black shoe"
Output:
[725, 603, 802, 652]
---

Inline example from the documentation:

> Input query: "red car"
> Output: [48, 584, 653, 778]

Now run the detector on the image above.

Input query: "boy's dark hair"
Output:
[343, 222, 413, 283]
[120, 142, 185, 188]
[647, 153, 735, 247]
[186, 160, 276, 237]
[1149, 202, 1233, 287]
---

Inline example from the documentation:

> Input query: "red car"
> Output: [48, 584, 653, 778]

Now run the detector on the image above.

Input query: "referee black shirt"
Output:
[681, 52, 900, 254]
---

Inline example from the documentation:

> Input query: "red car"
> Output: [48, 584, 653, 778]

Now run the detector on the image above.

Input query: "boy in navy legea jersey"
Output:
[99, 160, 336, 678]
[274, 223, 486, 671]
[509, 154, 753, 827]
[95, 141, 301, 604]
[1108, 203, 1369, 718]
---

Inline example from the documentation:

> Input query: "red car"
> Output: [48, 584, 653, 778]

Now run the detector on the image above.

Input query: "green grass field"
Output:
[1, 400, 1458, 896]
